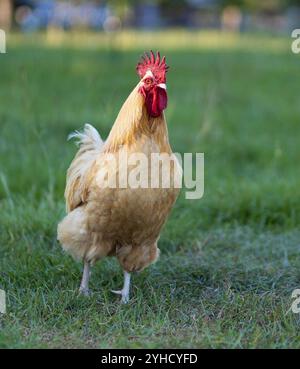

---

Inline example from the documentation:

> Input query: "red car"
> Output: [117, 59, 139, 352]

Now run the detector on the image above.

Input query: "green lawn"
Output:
[0, 31, 300, 348]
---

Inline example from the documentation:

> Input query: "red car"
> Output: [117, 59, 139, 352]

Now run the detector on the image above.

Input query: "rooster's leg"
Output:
[111, 271, 131, 304]
[79, 261, 91, 296]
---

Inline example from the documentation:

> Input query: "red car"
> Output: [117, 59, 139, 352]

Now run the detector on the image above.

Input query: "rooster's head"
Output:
[136, 51, 169, 118]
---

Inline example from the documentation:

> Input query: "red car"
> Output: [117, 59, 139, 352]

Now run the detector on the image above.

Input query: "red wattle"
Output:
[145, 87, 168, 118]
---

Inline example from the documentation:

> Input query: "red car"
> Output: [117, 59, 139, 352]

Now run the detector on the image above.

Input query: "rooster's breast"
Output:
[86, 144, 181, 245]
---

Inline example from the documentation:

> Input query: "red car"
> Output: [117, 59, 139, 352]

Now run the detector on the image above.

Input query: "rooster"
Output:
[57, 51, 181, 303]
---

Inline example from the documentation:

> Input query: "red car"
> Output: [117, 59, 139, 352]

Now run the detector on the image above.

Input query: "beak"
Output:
[157, 83, 167, 90]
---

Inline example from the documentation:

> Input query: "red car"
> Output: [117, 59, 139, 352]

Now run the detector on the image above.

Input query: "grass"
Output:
[0, 30, 300, 348]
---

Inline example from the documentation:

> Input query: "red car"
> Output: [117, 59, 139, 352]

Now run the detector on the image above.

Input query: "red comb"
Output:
[136, 51, 169, 83]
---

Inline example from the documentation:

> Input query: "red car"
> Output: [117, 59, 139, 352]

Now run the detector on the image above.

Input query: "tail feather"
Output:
[68, 123, 103, 151]
[65, 124, 103, 212]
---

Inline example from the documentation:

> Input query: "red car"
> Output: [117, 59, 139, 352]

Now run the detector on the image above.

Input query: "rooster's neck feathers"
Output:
[103, 84, 170, 153]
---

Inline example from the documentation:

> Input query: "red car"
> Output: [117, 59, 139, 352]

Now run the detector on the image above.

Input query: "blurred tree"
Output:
[220, 0, 300, 11]
[107, 0, 300, 25]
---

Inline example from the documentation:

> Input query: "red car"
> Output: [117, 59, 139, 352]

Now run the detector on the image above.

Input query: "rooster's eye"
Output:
[144, 78, 153, 85]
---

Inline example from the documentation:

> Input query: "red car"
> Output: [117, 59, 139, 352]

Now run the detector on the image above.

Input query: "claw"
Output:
[111, 289, 122, 295]
[111, 289, 129, 304]
[121, 294, 129, 304]
[79, 287, 91, 297]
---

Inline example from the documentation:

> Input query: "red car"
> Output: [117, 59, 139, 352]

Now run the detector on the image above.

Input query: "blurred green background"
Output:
[0, 0, 300, 349]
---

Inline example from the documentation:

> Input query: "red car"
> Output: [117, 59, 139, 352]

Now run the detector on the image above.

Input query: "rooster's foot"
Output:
[79, 287, 91, 297]
[111, 271, 131, 304]
[79, 261, 91, 297]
